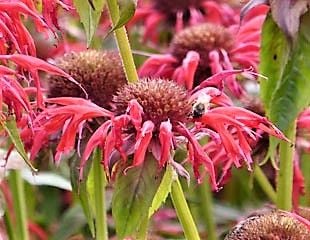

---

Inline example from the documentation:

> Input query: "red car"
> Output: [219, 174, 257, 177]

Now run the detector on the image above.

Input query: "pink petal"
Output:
[159, 120, 173, 167]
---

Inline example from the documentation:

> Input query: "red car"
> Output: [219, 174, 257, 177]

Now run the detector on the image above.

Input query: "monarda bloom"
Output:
[129, 0, 239, 43]
[78, 77, 287, 189]
[225, 211, 310, 240]
[139, 6, 268, 98]
[47, 50, 127, 109]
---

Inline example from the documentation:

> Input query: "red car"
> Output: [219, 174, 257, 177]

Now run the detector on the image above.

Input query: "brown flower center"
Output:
[113, 78, 192, 128]
[47, 50, 126, 109]
[225, 211, 310, 240]
[170, 23, 234, 85]
[171, 23, 234, 66]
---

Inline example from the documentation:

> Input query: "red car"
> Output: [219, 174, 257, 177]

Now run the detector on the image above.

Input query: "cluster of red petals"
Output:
[22, 97, 113, 164]
[129, 0, 239, 43]
[139, 5, 268, 98]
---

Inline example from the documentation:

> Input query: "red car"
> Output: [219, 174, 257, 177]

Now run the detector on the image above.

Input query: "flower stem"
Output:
[106, 0, 139, 83]
[93, 149, 108, 240]
[197, 179, 217, 240]
[276, 120, 296, 210]
[8, 170, 29, 240]
[254, 165, 276, 204]
[171, 178, 201, 240]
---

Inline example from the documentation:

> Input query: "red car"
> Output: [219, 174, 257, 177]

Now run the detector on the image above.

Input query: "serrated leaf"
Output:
[268, 11, 310, 131]
[73, 0, 105, 46]
[70, 155, 95, 237]
[260, 14, 290, 112]
[110, 0, 137, 32]
[0, 118, 37, 172]
[260, 12, 310, 158]
[148, 165, 174, 218]
[112, 155, 163, 238]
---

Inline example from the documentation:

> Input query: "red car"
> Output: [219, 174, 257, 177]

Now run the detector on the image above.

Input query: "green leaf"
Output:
[148, 165, 174, 218]
[0, 118, 37, 172]
[73, 0, 105, 46]
[268, 11, 310, 131]
[260, 12, 310, 160]
[51, 204, 87, 240]
[110, 0, 137, 32]
[70, 155, 95, 237]
[260, 14, 290, 112]
[112, 155, 163, 238]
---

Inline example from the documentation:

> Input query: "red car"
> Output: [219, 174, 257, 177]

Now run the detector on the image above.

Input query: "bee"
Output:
[191, 94, 211, 118]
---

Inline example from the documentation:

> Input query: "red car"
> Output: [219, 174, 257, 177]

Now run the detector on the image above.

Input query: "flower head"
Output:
[225, 210, 310, 239]
[47, 50, 127, 109]
[78, 77, 287, 190]
[139, 6, 267, 97]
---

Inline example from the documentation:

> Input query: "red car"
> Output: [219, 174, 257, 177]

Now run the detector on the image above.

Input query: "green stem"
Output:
[171, 178, 200, 240]
[4, 211, 16, 240]
[106, 0, 139, 83]
[8, 170, 29, 240]
[197, 180, 217, 240]
[93, 150, 108, 240]
[276, 120, 296, 210]
[254, 165, 277, 204]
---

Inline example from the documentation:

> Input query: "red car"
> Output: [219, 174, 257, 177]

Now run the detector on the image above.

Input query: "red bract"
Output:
[24, 97, 113, 164]
[0, 1, 51, 56]
[0, 54, 87, 109]
[42, 0, 73, 31]
[129, 0, 239, 43]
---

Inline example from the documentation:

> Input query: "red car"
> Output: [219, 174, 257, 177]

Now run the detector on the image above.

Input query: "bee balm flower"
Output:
[79, 78, 287, 189]
[139, 7, 267, 98]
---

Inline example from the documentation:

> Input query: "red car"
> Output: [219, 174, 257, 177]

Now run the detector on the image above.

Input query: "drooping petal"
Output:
[131, 120, 154, 168]
[172, 51, 199, 90]
[159, 120, 173, 167]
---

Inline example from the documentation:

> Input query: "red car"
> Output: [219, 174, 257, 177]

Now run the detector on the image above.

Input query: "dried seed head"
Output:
[171, 23, 234, 67]
[47, 50, 127, 109]
[153, 0, 203, 14]
[225, 211, 310, 240]
[113, 78, 192, 128]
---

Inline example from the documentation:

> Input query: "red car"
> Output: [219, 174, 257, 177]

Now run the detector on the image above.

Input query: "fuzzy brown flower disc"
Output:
[47, 50, 127, 109]
[113, 78, 192, 128]
[153, 0, 203, 14]
[225, 211, 310, 240]
[170, 23, 234, 68]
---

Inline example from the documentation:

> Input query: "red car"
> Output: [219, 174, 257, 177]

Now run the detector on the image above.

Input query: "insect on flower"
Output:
[191, 93, 211, 118]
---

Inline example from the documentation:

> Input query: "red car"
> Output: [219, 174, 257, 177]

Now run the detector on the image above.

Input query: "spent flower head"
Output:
[225, 210, 310, 240]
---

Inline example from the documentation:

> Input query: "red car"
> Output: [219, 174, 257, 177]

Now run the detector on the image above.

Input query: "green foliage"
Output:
[70, 155, 95, 237]
[73, 0, 105, 46]
[51, 205, 87, 240]
[0, 117, 37, 172]
[149, 165, 174, 218]
[112, 155, 163, 238]
[260, 12, 310, 158]
[110, 0, 137, 32]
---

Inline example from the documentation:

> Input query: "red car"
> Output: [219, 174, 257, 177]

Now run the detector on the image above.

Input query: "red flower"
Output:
[139, 5, 268, 98]
[77, 78, 287, 190]
[24, 97, 113, 164]
[0, 54, 87, 109]
[129, 0, 239, 43]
